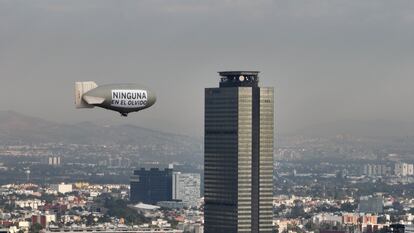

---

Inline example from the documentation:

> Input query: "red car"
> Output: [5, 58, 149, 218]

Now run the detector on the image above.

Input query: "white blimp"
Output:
[75, 81, 156, 117]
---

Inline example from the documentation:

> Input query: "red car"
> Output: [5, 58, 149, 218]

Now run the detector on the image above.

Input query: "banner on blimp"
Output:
[111, 90, 148, 108]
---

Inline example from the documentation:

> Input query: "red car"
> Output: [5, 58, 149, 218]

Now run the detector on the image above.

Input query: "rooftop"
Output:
[218, 71, 260, 87]
[218, 71, 260, 77]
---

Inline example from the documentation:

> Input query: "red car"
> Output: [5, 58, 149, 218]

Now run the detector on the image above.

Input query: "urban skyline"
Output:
[1, 1, 414, 233]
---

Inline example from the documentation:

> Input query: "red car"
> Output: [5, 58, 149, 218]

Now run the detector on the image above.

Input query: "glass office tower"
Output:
[130, 168, 173, 204]
[204, 71, 274, 233]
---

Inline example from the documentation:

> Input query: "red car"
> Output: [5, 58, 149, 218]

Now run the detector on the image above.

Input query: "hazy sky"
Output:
[1, 0, 414, 137]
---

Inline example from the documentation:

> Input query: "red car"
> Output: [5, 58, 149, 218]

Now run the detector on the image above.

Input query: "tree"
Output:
[340, 202, 357, 212]
[305, 221, 317, 231]
[86, 214, 95, 226]
[290, 205, 305, 218]
[30, 223, 43, 233]
[103, 196, 149, 225]
[274, 224, 279, 233]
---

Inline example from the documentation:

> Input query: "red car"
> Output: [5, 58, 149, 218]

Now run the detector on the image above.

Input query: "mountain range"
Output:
[288, 119, 414, 139]
[0, 111, 201, 149]
[1, 110, 413, 148]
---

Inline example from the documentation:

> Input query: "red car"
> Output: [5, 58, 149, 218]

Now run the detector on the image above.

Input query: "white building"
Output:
[395, 163, 414, 176]
[51, 183, 73, 194]
[48, 156, 61, 166]
[32, 213, 56, 228]
[178, 222, 203, 233]
[15, 199, 44, 210]
[363, 164, 389, 176]
[408, 164, 414, 176]
[312, 213, 342, 225]
[194, 224, 204, 233]
[172, 172, 201, 208]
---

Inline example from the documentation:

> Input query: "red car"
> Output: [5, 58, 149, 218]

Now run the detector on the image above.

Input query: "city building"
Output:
[51, 183, 72, 194]
[178, 222, 204, 233]
[172, 172, 201, 207]
[14, 199, 44, 210]
[363, 164, 389, 177]
[204, 71, 274, 233]
[313, 213, 342, 226]
[48, 156, 61, 166]
[408, 164, 414, 176]
[360, 214, 378, 225]
[362, 163, 414, 177]
[31, 213, 56, 228]
[41, 156, 62, 166]
[342, 213, 359, 225]
[130, 168, 173, 204]
[394, 163, 414, 177]
[157, 200, 185, 209]
[395, 163, 409, 177]
[358, 195, 384, 213]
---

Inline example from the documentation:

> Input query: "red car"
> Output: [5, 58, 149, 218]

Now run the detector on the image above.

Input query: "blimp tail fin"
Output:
[75, 81, 98, 108]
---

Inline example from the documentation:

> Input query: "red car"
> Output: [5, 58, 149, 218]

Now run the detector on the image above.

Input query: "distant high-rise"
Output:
[358, 195, 384, 214]
[130, 168, 173, 204]
[44, 156, 61, 166]
[172, 172, 201, 207]
[394, 162, 414, 177]
[204, 71, 274, 233]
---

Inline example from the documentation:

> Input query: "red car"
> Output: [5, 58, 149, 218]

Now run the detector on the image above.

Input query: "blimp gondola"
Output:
[75, 81, 156, 117]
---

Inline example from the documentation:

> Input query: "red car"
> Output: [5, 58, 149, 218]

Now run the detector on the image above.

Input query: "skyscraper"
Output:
[172, 172, 201, 207]
[204, 71, 274, 233]
[130, 168, 173, 204]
